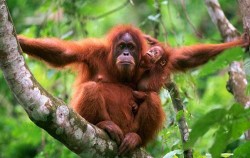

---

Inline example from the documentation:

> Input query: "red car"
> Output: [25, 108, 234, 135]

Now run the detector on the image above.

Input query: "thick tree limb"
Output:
[227, 62, 250, 107]
[0, 0, 151, 157]
[205, 0, 240, 42]
[205, 0, 250, 139]
[238, 0, 250, 33]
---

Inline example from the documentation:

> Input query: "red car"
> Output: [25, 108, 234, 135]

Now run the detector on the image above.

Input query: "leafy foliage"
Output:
[187, 104, 250, 157]
[233, 141, 250, 158]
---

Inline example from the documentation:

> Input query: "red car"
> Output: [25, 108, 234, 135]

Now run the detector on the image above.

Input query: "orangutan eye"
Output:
[127, 44, 135, 50]
[119, 43, 126, 49]
[160, 60, 166, 66]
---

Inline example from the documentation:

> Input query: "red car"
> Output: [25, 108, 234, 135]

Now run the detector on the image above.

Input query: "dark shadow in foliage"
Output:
[9, 143, 38, 158]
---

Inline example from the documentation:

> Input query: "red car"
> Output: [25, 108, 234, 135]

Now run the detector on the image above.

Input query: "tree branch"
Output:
[0, 0, 151, 157]
[87, 0, 130, 20]
[205, 0, 240, 42]
[180, 0, 203, 38]
[238, 0, 250, 33]
[165, 82, 193, 158]
[153, 0, 161, 38]
[227, 62, 250, 106]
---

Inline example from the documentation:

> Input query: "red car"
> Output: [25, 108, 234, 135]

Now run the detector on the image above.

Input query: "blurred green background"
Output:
[1, 0, 250, 158]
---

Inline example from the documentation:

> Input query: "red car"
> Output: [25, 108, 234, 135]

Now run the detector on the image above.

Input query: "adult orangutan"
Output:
[18, 25, 159, 155]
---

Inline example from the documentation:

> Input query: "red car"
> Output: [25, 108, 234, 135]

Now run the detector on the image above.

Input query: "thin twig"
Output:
[180, 0, 203, 38]
[166, 3, 178, 44]
[159, 19, 168, 41]
[153, 0, 168, 40]
[88, 0, 130, 20]
[154, 0, 161, 38]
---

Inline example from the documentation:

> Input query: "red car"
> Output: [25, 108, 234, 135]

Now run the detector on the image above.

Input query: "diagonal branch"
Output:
[165, 82, 193, 158]
[87, 0, 130, 20]
[205, 0, 240, 42]
[180, 0, 203, 38]
[0, 0, 151, 157]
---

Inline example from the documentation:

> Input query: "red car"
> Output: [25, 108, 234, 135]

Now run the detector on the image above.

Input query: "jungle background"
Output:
[1, 0, 250, 157]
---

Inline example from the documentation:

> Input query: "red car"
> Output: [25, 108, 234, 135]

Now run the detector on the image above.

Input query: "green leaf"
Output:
[231, 118, 250, 140]
[233, 141, 250, 158]
[163, 150, 182, 158]
[221, 153, 233, 158]
[228, 104, 250, 140]
[186, 108, 227, 148]
[162, 1, 169, 5]
[209, 126, 231, 158]
[228, 103, 245, 116]
[148, 14, 160, 22]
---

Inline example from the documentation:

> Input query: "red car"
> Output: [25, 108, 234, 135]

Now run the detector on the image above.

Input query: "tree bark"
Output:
[238, 0, 250, 140]
[0, 0, 151, 157]
[166, 82, 193, 158]
[205, 0, 240, 42]
[238, 0, 250, 33]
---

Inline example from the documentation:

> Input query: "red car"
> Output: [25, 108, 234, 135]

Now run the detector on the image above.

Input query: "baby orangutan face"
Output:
[146, 45, 164, 64]
[140, 45, 164, 68]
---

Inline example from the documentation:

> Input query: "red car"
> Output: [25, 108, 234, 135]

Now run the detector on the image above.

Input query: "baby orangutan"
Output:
[130, 43, 168, 146]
